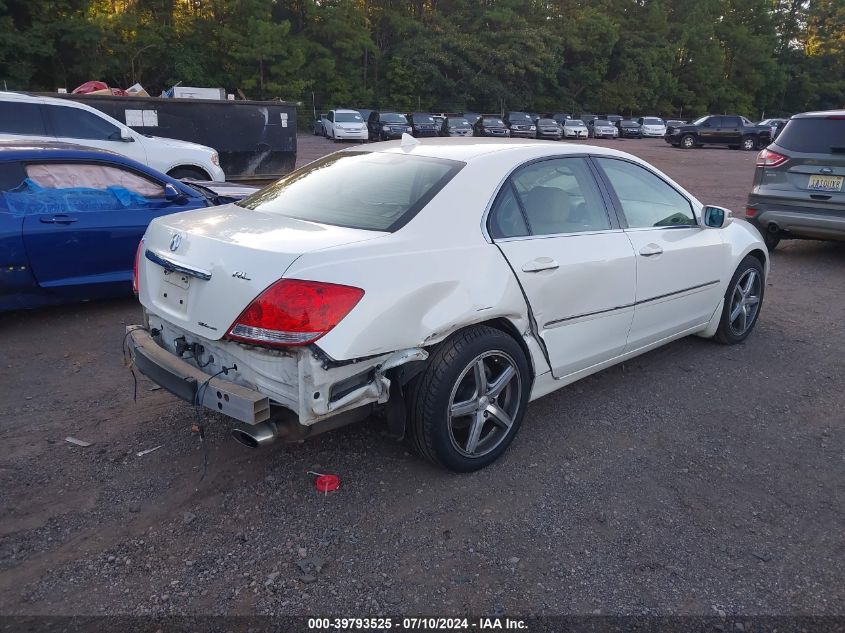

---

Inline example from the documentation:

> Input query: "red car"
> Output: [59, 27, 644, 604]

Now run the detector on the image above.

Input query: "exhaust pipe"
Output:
[231, 420, 289, 448]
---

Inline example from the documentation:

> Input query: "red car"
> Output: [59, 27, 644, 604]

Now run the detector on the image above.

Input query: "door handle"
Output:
[639, 244, 663, 257]
[40, 215, 79, 224]
[522, 257, 559, 273]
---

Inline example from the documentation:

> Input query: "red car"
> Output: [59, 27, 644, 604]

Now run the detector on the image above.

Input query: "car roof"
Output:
[340, 137, 644, 163]
[792, 110, 845, 119]
[0, 140, 154, 171]
[0, 90, 95, 111]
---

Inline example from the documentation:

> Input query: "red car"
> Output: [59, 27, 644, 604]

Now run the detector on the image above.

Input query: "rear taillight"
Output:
[132, 240, 143, 295]
[745, 207, 758, 218]
[756, 148, 787, 167]
[227, 279, 364, 347]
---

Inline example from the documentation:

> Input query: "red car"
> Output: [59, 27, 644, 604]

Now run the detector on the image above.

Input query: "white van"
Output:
[0, 92, 225, 181]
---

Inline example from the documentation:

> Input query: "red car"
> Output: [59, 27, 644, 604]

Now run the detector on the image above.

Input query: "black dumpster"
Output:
[41, 93, 297, 181]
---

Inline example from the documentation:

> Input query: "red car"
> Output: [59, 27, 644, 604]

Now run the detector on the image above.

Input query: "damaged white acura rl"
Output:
[128, 136, 768, 472]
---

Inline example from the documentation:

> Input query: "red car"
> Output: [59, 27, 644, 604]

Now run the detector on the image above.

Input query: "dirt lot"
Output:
[0, 135, 843, 617]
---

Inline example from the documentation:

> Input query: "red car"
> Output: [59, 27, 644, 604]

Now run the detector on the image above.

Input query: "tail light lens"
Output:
[745, 207, 758, 218]
[132, 240, 143, 295]
[227, 279, 364, 347]
[756, 148, 787, 168]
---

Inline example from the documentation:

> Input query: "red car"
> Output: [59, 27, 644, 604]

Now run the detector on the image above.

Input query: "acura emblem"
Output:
[169, 233, 183, 252]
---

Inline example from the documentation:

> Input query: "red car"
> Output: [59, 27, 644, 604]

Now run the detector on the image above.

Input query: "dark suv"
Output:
[367, 111, 411, 141]
[746, 111, 845, 250]
[473, 116, 510, 137]
[503, 112, 536, 138]
[407, 112, 440, 137]
[665, 115, 771, 150]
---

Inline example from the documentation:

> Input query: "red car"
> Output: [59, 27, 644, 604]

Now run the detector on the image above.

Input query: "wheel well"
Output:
[474, 317, 536, 382]
[167, 165, 211, 180]
[747, 248, 767, 272]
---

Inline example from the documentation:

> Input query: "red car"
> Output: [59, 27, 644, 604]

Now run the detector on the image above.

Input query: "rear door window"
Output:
[0, 162, 27, 190]
[25, 162, 165, 198]
[46, 105, 121, 140]
[0, 101, 47, 136]
[776, 118, 845, 153]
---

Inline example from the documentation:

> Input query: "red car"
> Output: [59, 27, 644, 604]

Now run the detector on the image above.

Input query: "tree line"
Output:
[2, 0, 844, 120]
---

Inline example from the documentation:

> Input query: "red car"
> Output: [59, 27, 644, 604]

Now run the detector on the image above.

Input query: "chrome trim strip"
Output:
[543, 280, 720, 328]
[145, 249, 212, 281]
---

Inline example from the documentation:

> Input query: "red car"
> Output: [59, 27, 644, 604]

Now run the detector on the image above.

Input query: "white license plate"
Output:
[808, 175, 843, 192]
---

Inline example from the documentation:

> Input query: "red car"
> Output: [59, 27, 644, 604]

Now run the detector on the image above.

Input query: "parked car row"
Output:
[313, 108, 677, 141]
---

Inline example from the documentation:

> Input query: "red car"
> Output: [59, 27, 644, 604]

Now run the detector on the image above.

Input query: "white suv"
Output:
[323, 109, 368, 142]
[0, 92, 225, 181]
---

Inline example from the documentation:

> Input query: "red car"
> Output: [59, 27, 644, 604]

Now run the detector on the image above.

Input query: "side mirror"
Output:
[702, 205, 731, 228]
[164, 183, 184, 202]
[120, 128, 134, 142]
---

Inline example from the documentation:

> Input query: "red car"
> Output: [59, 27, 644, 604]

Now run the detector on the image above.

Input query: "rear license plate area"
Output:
[160, 269, 190, 312]
[808, 175, 843, 192]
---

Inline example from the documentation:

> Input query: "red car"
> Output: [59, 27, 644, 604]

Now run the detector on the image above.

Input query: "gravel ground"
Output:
[0, 136, 843, 617]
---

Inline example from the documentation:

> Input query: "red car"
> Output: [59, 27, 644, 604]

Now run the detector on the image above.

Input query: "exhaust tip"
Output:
[231, 428, 261, 448]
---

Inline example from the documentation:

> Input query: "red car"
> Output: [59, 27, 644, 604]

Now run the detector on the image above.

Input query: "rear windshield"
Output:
[380, 113, 407, 124]
[776, 118, 845, 153]
[238, 152, 464, 232]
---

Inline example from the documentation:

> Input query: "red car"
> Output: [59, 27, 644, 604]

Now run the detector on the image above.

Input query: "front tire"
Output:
[407, 325, 530, 472]
[715, 255, 765, 345]
[167, 166, 210, 181]
[742, 135, 757, 151]
[680, 134, 696, 149]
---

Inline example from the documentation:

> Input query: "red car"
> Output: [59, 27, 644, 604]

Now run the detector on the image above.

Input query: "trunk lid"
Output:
[138, 204, 387, 339]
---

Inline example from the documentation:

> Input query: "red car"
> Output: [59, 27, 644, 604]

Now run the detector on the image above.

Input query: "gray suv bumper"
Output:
[747, 200, 845, 242]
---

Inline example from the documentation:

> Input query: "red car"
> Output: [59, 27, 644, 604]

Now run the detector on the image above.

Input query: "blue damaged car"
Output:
[0, 141, 257, 312]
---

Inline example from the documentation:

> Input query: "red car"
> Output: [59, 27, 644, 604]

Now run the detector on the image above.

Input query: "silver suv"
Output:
[746, 110, 845, 250]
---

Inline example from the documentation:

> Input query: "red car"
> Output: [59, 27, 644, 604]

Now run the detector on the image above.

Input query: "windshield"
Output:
[482, 117, 505, 126]
[621, 121, 638, 127]
[509, 113, 532, 122]
[412, 114, 436, 124]
[692, 116, 709, 125]
[448, 118, 470, 128]
[381, 113, 407, 124]
[595, 120, 611, 126]
[643, 118, 663, 125]
[336, 112, 363, 123]
[238, 152, 464, 232]
[564, 120, 585, 127]
[538, 119, 557, 126]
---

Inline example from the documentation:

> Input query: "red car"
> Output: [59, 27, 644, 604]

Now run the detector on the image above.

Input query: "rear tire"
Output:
[407, 325, 530, 472]
[715, 255, 765, 345]
[741, 136, 757, 151]
[764, 231, 781, 251]
[680, 134, 696, 149]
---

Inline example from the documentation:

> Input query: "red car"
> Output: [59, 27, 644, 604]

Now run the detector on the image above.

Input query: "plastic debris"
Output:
[136, 445, 163, 457]
[308, 470, 340, 494]
[65, 437, 92, 447]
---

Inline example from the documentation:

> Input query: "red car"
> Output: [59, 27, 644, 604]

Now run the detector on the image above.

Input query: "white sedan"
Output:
[128, 137, 768, 472]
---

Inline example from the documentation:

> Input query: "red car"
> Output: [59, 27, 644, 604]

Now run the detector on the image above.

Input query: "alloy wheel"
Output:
[728, 268, 762, 336]
[447, 351, 522, 458]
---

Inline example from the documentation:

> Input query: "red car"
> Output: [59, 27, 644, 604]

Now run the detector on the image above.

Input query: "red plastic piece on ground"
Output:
[314, 474, 340, 493]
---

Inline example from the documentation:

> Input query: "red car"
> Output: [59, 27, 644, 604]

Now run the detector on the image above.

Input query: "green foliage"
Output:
[1, 0, 842, 118]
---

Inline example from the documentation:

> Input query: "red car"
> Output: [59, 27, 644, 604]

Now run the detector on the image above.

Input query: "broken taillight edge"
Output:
[756, 148, 787, 168]
[226, 278, 365, 348]
[132, 240, 143, 295]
